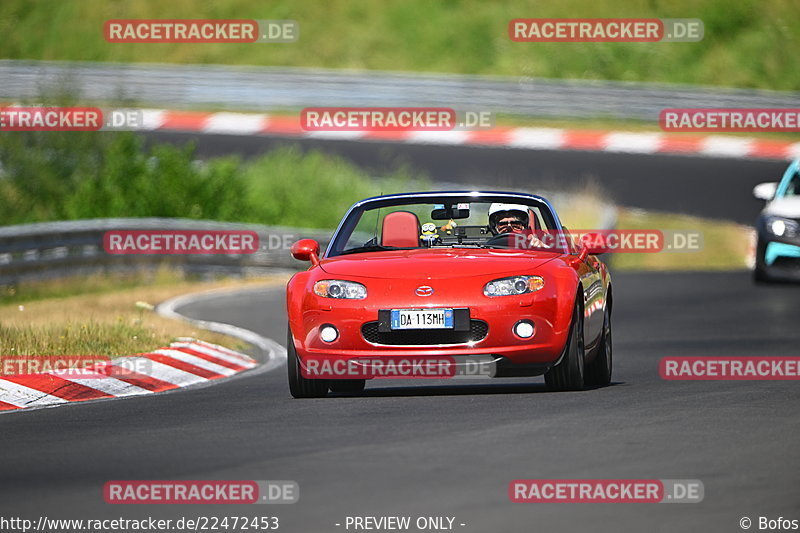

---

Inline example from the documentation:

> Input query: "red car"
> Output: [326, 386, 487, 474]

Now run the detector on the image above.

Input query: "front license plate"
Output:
[390, 308, 454, 330]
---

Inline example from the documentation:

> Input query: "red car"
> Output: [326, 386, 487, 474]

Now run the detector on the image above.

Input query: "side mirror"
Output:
[291, 239, 320, 266]
[578, 231, 608, 255]
[569, 245, 589, 267]
[753, 182, 778, 201]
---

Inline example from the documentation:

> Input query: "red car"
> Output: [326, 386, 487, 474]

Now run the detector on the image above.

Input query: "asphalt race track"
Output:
[1, 271, 799, 532]
[144, 131, 787, 224]
[1, 135, 797, 531]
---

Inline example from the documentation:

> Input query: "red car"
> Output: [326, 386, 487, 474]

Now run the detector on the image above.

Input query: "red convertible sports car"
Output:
[286, 191, 612, 397]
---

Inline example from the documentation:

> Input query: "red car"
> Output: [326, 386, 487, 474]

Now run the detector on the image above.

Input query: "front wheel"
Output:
[287, 330, 329, 398]
[753, 237, 772, 283]
[544, 299, 585, 391]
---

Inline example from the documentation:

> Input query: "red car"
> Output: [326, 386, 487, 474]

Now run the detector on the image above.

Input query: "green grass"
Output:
[0, 320, 176, 357]
[0, 0, 798, 90]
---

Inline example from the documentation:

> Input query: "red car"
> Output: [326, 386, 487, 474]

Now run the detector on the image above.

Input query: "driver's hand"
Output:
[528, 234, 548, 248]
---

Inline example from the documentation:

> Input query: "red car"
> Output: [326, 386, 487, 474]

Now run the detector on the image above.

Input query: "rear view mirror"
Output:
[431, 204, 470, 220]
[753, 182, 778, 201]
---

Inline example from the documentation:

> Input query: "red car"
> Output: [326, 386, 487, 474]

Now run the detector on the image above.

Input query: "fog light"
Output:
[320, 325, 339, 343]
[514, 320, 535, 339]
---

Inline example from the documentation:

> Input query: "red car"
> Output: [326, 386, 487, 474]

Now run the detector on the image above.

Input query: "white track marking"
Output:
[507, 128, 565, 150]
[112, 357, 208, 386]
[51, 371, 151, 397]
[603, 132, 663, 153]
[0, 380, 68, 407]
[406, 130, 470, 144]
[203, 112, 268, 135]
[700, 136, 753, 158]
[153, 349, 237, 376]
[169, 342, 257, 367]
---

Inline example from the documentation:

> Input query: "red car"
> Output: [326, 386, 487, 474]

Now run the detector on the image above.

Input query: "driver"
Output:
[488, 203, 548, 248]
[488, 203, 530, 234]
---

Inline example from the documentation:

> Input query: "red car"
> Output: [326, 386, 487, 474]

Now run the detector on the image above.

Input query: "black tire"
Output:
[329, 380, 366, 394]
[545, 298, 585, 391]
[287, 330, 329, 398]
[585, 304, 612, 387]
[753, 236, 776, 283]
[753, 264, 770, 282]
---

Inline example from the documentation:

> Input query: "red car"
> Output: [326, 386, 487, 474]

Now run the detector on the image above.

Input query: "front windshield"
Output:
[782, 169, 799, 197]
[328, 198, 567, 257]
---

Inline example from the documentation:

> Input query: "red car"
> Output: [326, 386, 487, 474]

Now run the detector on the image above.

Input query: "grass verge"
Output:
[0, 270, 289, 357]
[612, 208, 753, 271]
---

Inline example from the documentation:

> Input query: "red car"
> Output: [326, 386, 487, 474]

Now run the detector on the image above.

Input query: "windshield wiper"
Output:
[340, 244, 401, 255]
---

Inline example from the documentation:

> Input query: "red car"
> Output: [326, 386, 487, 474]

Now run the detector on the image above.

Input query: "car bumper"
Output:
[757, 230, 800, 280]
[291, 302, 571, 366]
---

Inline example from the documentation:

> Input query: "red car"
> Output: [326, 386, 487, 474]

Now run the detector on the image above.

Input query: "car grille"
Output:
[361, 320, 489, 346]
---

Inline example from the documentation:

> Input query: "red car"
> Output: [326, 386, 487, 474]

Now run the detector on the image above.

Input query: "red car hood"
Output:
[319, 248, 561, 280]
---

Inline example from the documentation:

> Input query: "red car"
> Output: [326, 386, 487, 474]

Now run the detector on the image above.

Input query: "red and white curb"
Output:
[0, 284, 289, 414]
[0, 340, 256, 412]
[138, 109, 800, 161]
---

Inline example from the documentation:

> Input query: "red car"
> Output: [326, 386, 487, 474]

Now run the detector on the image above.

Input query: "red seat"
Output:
[381, 211, 421, 248]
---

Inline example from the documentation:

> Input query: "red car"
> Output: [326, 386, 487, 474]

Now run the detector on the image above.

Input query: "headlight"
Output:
[766, 217, 800, 237]
[313, 280, 367, 299]
[484, 275, 544, 297]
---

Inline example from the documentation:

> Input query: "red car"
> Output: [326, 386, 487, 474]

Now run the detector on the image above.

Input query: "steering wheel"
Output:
[485, 232, 529, 248]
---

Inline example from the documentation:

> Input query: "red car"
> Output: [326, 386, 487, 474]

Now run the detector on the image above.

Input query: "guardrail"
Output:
[0, 218, 331, 285]
[2, 60, 799, 121]
[0, 201, 617, 286]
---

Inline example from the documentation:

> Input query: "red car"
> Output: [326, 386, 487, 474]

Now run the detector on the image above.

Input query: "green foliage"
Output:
[240, 146, 417, 228]
[0, 0, 798, 89]
[0, 131, 424, 228]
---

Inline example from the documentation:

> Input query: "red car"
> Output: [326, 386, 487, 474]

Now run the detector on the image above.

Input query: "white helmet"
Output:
[488, 203, 529, 226]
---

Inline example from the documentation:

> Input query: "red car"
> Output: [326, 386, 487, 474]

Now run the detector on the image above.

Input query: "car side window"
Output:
[531, 208, 550, 230]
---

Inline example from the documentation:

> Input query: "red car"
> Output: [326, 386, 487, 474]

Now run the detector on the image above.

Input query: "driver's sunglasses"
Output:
[496, 220, 526, 230]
